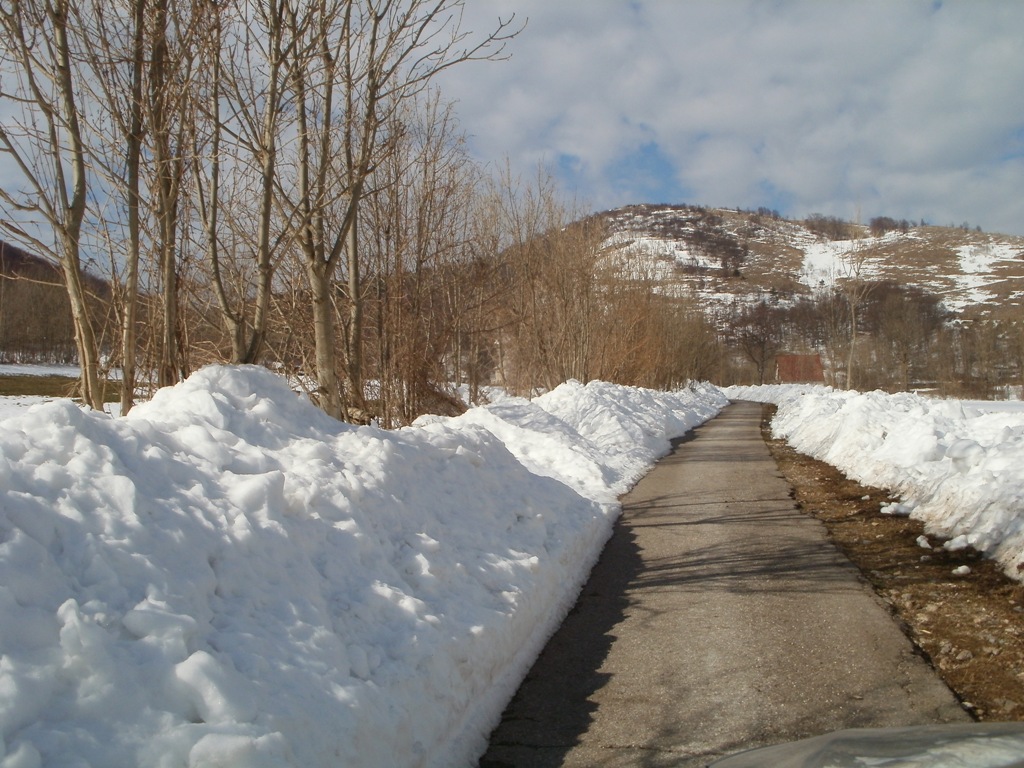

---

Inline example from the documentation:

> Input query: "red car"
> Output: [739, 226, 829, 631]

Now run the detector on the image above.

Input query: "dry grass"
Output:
[0, 373, 80, 398]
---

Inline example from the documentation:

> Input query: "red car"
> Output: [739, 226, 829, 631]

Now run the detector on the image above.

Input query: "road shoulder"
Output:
[763, 403, 1024, 724]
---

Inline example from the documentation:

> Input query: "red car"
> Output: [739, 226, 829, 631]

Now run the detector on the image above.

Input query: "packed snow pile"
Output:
[0, 365, 726, 768]
[728, 384, 1024, 579]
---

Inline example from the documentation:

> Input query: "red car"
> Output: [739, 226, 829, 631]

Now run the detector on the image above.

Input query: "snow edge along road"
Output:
[727, 384, 1024, 582]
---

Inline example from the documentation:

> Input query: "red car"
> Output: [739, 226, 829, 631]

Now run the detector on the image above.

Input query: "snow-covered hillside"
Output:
[600, 204, 1024, 319]
[0, 365, 725, 767]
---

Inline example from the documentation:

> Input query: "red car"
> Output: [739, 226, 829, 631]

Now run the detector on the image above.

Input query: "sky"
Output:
[436, 0, 1024, 235]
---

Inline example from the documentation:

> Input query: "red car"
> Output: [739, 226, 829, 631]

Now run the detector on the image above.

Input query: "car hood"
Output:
[708, 722, 1024, 767]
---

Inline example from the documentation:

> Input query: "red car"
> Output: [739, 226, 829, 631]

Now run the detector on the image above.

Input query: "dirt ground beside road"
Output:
[762, 405, 1024, 723]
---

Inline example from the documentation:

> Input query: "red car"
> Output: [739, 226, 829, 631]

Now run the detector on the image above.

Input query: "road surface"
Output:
[480, 401, 968, 767]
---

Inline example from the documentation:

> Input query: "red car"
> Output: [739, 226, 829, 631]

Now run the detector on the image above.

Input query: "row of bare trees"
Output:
[481, 173, 721, 398]
[21, 1, 1015, 414]
[0, 0, 521, 418]
[727, 274, 1024, 398]
[1, 0, 727, 423]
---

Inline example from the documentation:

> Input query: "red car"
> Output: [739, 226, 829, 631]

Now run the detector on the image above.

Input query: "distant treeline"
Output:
[0, 241, 79, 364]
[803, 212, 982, 240]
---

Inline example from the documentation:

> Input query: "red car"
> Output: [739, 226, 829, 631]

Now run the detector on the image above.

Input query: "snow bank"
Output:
[728, 384, 1024, 580]
[0, 366, 725, 767]
[0, 364, 75, 376]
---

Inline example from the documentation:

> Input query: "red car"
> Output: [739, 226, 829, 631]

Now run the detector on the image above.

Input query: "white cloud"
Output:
[437, 0, 1024, 234]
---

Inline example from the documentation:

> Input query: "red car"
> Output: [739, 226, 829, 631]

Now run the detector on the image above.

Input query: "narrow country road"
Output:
[480, 401, 968, 767]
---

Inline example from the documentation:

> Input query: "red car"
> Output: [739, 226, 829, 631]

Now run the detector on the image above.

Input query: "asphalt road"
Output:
[480, 401, 969, 767]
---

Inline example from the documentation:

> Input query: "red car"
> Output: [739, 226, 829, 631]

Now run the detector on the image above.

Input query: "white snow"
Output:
[957, 242, 1019, 278]
[0, 365, 82, 421]
[0, 365, 725, 767]
[940, 242, 1023, 312]
[0, 364, 81, 378]
[799, 236, 887, 288]
[602, 232, 698, 285]
[727, 384, 1024, 580]
[0, 394, 53, 420]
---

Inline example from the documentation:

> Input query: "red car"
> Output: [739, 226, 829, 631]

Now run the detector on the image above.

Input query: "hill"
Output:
[597, 204, 1024, 322]
[0, 239, 61, 279]
[0, 240, 110, 364]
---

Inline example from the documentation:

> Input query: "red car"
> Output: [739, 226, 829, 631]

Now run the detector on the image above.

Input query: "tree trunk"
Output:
[52, 0, 103, 409]
[308, 261, 343, 419]
[345, 207, 364, 408]
[120, 0, 146, 414]
[846, 299, 858, 390]
[60, 252, 103, 409]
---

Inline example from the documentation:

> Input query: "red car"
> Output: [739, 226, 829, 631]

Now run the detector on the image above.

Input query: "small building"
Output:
[775, 353, 825, 384]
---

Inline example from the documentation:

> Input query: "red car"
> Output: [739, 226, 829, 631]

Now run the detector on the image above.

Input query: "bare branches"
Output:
[0, 0, 103, 407]
[1, 0, 528, 418]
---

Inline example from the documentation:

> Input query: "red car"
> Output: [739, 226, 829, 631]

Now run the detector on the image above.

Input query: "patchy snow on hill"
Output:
[799, 237, 888, 288]
[945, 241, 1024, 312]
[599, 205, 1024, 319]
[0, 365, 725, 767]
[728, 384, 1024, 581]
[603, 231, 686, 284]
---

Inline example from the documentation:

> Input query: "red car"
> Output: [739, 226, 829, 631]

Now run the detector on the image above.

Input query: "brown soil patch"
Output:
[761, 405, 1024, 722]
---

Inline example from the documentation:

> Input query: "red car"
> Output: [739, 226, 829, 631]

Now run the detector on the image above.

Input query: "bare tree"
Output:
[0, 0, 104, 408]
[78, 0, 213, 400]
[485, 167, 598, 393]
[838, 239, 874, 390]
[192, 0, 295, 366]
[146, 0, 209, 387]
[863, 282, 945, 391]
[2, 0, 524, 421]
[1013, 316, 1024, 395]
[730, 299, 783, 385]
[277, 0, 519, 418]
[362, 91, 478, 425]
[479, 169, 729, 394]
[74, 0, 152, 412]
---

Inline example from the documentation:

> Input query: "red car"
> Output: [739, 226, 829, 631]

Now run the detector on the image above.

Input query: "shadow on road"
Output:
[480, 424, 865, 766]
[479, 477, 646, 767]
[480, 404, 969, 767]
[633, 533, 860, 596]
